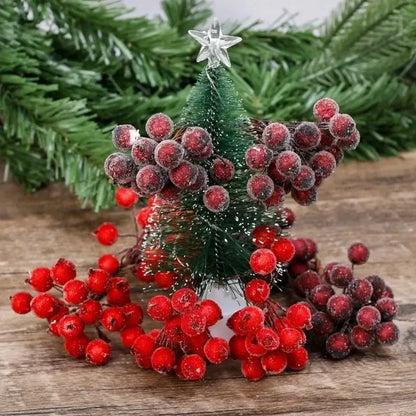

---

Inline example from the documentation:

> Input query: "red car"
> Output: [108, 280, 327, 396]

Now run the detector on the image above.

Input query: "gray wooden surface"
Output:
[1, 153, 416, 415]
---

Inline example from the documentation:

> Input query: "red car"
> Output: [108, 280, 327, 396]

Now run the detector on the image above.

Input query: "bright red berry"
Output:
[287, 347, 308, 370]
[180, 354, 206, 381]
[270, 238, 295, 263]
[63, 279, 89, 305]
[286, 303, 312, 329]
[10, 292, 32, 314]
[50, 258, 76, 285]
[28, 267, 53, 292]
[231, 306, 265, 335]
[204, 337, 230, 364]
[147, 295, 173, 321]
[87, 268, 110, 294]
[260, 350, 287, 375]
[151, 347, 176, 374]
[376, 322, 399, 345]
[356, 306, 381, 331]
[78, 300, 102, 324]
[85, 339, 111, 365]
[134, 261, 155, 283]
[250, 249, 277, 275]
[164, 316, 184, 343]
[58, 314, 85, 339]
[326, 332, 351, 359]
[101, 306, 125, 332]
[245, 333, 267, 357]
[251, 225, 278, 248]
[313, 98, 339, 121]
[65, 334, 90, 358]
[94, 222, 118, 245]
[245, 279, 271, 304]
[197, 299, 222, 327]
[326, 294, 353, 321]
[241, 357, 265, 381]
[115, 187, 139, 208]
[48, 309, 69, 336]
[132, 334, 156, 358]
[154, 271, 176, 289]
[279, 328, 304, 353]
[171, 288, 198, 314]
[229, 335, 249, 360]
[255, 327, 280, 351]
[120, 326, 145, 348]
[136, 207, 152, 228]
[97, 254, 119, 275]
[106, 277, 131, 305]
[31, 293, 59, 318]
[121, 303, 143, 327]
[181, 310, 207, 337]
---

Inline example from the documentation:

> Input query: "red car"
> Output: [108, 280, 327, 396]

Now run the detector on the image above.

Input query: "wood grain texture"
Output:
[1, 153, 416, 416]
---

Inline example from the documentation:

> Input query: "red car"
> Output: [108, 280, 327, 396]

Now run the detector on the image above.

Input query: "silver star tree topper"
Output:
[188, 19, 242, 68]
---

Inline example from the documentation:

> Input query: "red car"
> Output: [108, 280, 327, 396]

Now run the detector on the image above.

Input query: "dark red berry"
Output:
[106, 277, 131, 306]
[247, 174, 274, 201]
[104, 153, 136, 184]
[289, 261, 308, 278]
[112, 124, 137, 151]
[51, 258, 76, 285]
[58, 314, 85, 339]
[326, 294, 353, 321]
[115, 188, 139, 208]
[356, 306, 381, 331]
[329, 264, 353, 288]
[319, 130, 336, 146]
[181, 127, 212, 159]
[63, 279, 89, 305]
[376, 297, 397, 321]
[293, 270, 320, 297]
[155, 140, 185, 169]
[147, 295, 173, 321]
[10, 292, 32, 314]
[31, 293, 59, 318]
[329, 114, 356, 139]
[281, 207, 295, 227]
[210, 158, 235, 183]
[325, 145, 344, 165]
[337, 129, 360, 150]
[158, 182, 182, 202]
[187, 166, 208, 193]
[87, 268, 110, 294]
[309, 151, 336, 178]
[136, 165, 167, 196]
[250, 249, 277, 275]
[245, 144, 273, 171]
[294, 122, 321, 149]
[366, 275, 386, 301]
[291, 165, 315, 191]
[131, 137, 157, 166]
[313, 98, 339, 122]
[348, 242, 370, 265]
[275, 151, 301, 178]
[310, 311, 335, 337]
[28, 267, 53, 292]
[376, 322, 399, 345]
[145, 113, 174, 141]
[350, 326, 375, 350]
[97, 254, 119, 275]
[85, 339, 111, 365]
[326, 332, 351, 359]
[101, 306, 125, 332]
[169, 161, 198, 189]
[94, 223, 118, 246]
[346, 278, 373, 306]
[262, 122, 290, 151]
[245, 279, 271, 304]
[308, 284, 335, 310]
[204, 337, 230, 364]
[203, 185, 230, 212]
[263, 185, 285, 210]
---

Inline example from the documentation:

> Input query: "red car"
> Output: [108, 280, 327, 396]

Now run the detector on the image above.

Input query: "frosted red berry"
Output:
[245, 332, 267, 357]
[204, 337, 230, 364]
[210, 158, 235, 183]
[10, 292, 32, 314]
[260, 350, 287, 375]
[291, 165, 315, 191]
[247, 174, 274, 201]
[279, 327, 303, 353]
[101, 306, 126, 332]
[122, 303, 144, 327]
[180, 354, 206, 381]
[136, 165, 167, 196]
[63, 279, 89, 305]
[131, 137, 157, 166]
[308, 284, 335, 310]
[181, 310, 207, 337]
[350, 326, 375, 350]
[28, 267, 53, 292]
[286, 303, 312, 329]
[198, 299, 222, 326]
[291, 187, 317, 206]
[233, 306, 265, 335]
[64, 334, 90, 359]
[188, 166, 208, 193]
[106, 277, 131, 306]
[255, 327, 280, 351]
[51, 258, 76, 285]
[94, 223, 118, 246]
[147, 295, 173, 322]
[329, 264, 353, 288]
[250, 249, 277, 275]
[145, 113, 174, 141]
[337, 129, 360, 150]
[293, 270, 320, 297]
[112, 124, 137, 151]
[31, 293, 59, 318]
[287, 347, 308, 370]
[329, 113, 356, 139]
[381, 285, 394, 299]
[171, 288, 198, 314]
[85, 339, 111, 365]
[120, 327, 145, 348]
[241, 357, 265, 381]
[327, 294, 353, 321]
[203, 185, 230, 212]
[275, 151, 301, 178]
[356, 306, 381, 331]
[376, 297, 397, 321]
[263, 185, 285, 210]
[309, 151, 336, 178]
[169, 161, 198, 189]
[310, 311, 334, 337]
[78, 300, 102, 324]
[245, 279, 270, 304]
[348, 242, 370, 265]
[151, 347, 176, 374]
[181, 127, 212, 159]
[97, 254, 119, 275]
[104, 153, 136, 185]
[346, 278, 373, 306]
[325, 145, 344, 165]
[319, 129, 336, 146]
[154, 271, 176, 289]
[313, 98, 339, 121]
[158, 182, 182, 202]
[262, 122, 290, 151]
[366, 275, 386, 301]
[376, 322, 399, 345]
[115, 188, 139, 208]
[87, 268, 110, 294]
[245, 144, 273, 171]
[326, 332, 351, 359]
[58, 314, 84, 339]
[294, 122, 321, 149]
[155, 140, 185, 169]
[271, 238, 295, 263]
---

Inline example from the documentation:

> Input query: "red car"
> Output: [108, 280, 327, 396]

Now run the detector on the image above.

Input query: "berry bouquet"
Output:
[10, 21, 399, 381]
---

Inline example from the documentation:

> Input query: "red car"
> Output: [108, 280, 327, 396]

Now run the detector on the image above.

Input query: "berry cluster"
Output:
[287, 241, 399, 359]
[249, 98, 360, 206]
[105, 114, 235, 213]
[227, 280, 310, 381]
[10, 256, 147, 366]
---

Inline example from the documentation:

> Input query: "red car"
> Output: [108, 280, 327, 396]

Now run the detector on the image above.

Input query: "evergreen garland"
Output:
[1, 0, 415, 210]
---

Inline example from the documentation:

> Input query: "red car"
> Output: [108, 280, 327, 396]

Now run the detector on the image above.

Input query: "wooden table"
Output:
[1, 153, 416, 415]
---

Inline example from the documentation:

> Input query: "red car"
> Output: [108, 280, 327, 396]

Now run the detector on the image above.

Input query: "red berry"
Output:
[87, 268, 110, 294]
[247, 174, 274, 201]
[376, 322, 399, 345]
[120, 326, 145, 348]
[187, 166, 208, 192]
[310, 312, 334, 337]
[350, 326, 375, 350]
[147, 295, 173, 321]
[308, 284, 335, 310]
[97, 254, 119, 275]
[158, 182, 182, 202]
[155, 140, 185, 169]
[85, 339, 111, 365]
[288, 261, 308, 278]
[48, 309, 69, 336]
[65, 334, 90, 358]
[101, 306, 126, 332]
[337, 129, 360, 150]
[51, 258, 76, 285]
[180, 354, 206, 381]
[313, 98, 339, 121]
[250, 249, 277, 275]
[275, 150, 301, 178]
[293, 270, 320, 297]
[245, 144, 273, 171]
[270, 238, 295, 263]
[241, 357, 266, 381]
[203, 185, 230, 212]
[325, 145, 344, 165]
[58, 314, 85, 339]
[291, 238, 308, 259]
[204, 337, 230, 364]
[78, 300, 102, 324]
[287, 347, 308, 370]
[348, 242, 370, 265]
[136, 165, 167, 196]
[106, 277, 130, 305]
[281, 207, 295, 227]
[245, 279, 271, 304]
[255, 327, 280, 351]
[346, 278, 373, 306]
[28, 267, 53, 292]
[94, 223, 118, 246]
[294, 122, 321, 149]
[63, 279, 89, 305]
[322, 262, 338, 283]
[376, 297, 397, 321]
[145, 113, 174, 141]
[131, 137, 157, 166]
[329, 113, 356, 139]
[320, 129, 336, 146]
[286, 303, 312, 329]
[181, 310, 207, 337]
[326, 332, 351, 359]
[245, 332, 267, 357]
[31, 293, 59, 318]
[136, 207, 152, 228]
[356, 306, 381, 331]
[10, 292, 32, 314]
[210, 158, 235, 183]
[151, 347, 176, 374]
[169, 161, 198, 189]
[304, 238, 317, 259]
[197, 299, 222, 327]
[263, 185, 285, 210]
[181, 127, 212, 159]
[279, 327, 304, 353]
[327, 294, 353, 321]
[122, 303, 144, 327]
[135, 354, 152, 369]
[154, 271, 176, 289]
[112, 124, 137, 151]
[329, 264, 353, 288]
[171, 288, 198, 314]
[291, 187, 317, 206]
[229, 335, 249, 360]
[261, 350, 287, 375]
[366, 275, 386, 301]
[381, 285, 394, 299]
[132, 334, 156, 358]
[291, 165, 315, 191]
[251, 225, 278, 248]
[104, 153, 136, 184]
[115, 188, 139, 208]
[232, 306, 265, 335]
[164, 316, 184, 343]
[262, 122, 290, 151]
[309, 150, 336, 178]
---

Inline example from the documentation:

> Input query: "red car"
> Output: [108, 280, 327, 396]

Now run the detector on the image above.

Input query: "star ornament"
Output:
[188, 19, 242, 68]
